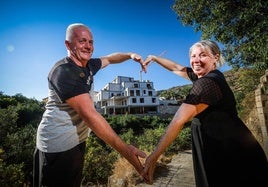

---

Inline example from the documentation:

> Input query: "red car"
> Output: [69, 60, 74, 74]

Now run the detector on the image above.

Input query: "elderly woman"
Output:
[142, 40, 268, 187]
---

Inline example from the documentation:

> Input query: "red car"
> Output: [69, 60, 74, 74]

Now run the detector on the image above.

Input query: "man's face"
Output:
[67, 27, 94, 64]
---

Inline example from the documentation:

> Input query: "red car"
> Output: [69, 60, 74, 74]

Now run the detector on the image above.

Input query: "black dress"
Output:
[184, 69, 268, 187]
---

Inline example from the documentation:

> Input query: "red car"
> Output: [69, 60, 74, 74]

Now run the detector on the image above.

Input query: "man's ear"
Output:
[65, 40, 71, 50]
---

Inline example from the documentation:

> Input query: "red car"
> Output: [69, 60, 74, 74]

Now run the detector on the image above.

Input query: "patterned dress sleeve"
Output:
[184, 77, 222, 105]
[186, 67, 198, 81]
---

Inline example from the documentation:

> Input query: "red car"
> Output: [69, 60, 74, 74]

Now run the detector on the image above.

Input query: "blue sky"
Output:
[0, 0, 230, 101]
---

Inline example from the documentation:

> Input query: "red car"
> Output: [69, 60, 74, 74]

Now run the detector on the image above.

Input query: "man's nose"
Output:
[85, 42, 93, 48]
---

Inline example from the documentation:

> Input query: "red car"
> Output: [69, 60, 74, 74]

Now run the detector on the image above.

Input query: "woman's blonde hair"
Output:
[189, 40, 225, 68]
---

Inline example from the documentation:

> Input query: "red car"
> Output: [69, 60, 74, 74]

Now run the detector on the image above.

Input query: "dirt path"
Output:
[136, 150, 195, 187]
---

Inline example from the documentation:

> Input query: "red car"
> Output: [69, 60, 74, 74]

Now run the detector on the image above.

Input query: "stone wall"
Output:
[254, 69, 268, 157]
[158, 105, 179, 114]
[246, 70, 268, 158]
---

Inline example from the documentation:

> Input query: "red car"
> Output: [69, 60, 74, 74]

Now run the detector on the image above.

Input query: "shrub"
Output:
[166, 126, 192, 155]
[0, 149, 25, 187]
[82, 135, 118, 185]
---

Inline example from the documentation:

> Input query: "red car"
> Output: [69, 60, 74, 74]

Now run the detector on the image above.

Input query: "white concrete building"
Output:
[95, 76, 159, 115]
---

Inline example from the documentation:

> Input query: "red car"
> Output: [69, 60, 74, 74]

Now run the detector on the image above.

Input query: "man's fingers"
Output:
[129, 145, 147, 158]
[136, 149, 147, 158]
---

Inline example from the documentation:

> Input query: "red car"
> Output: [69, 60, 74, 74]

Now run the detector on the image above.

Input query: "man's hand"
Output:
[142, 55, 155, 73]
[125, 145, 146, 173]
[130, 53, 146, 72]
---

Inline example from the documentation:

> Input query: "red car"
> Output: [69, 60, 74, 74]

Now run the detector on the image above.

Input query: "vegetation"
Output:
[158, 84, 192, 104]
[0, 93, 45, 187]
[173, 0, 268, 70]
[223, 68, 265, 119]
[81, 114, 191, 185]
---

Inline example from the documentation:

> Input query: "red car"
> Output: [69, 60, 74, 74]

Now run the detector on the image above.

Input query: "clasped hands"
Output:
[128, 54, 160, 184]
[130, 53, 155, 73]
[128, 144, 157, 185]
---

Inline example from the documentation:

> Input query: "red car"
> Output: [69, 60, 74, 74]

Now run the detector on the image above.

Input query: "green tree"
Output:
[173, 0, 268, 69]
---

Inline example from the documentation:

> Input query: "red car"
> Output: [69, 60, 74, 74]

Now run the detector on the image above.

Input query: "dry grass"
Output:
[109, 156, 144, 186]
[109, 152, 173, 186]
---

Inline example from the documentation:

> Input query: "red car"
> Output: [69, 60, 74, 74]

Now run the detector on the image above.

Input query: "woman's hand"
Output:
[142, 55, 156, 73]
[141, 153, 158, 184]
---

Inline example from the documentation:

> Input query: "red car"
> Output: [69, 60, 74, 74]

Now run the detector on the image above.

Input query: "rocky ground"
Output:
[108, 150, 195, 187]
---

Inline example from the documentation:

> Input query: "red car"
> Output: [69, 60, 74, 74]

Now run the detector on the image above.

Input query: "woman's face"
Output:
[190, 46, 219, 78]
